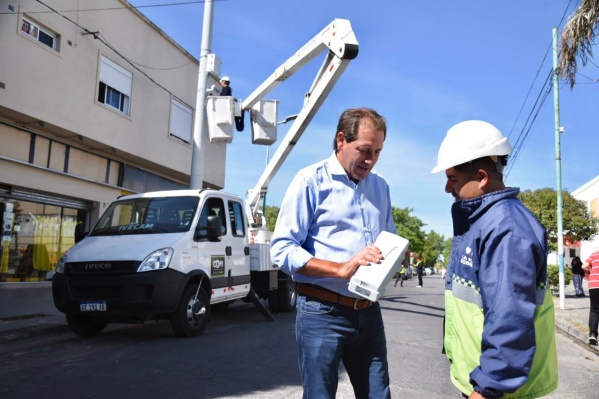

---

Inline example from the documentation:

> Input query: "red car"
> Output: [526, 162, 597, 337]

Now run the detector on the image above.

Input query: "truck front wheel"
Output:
[170, 284, 209, 338]
[66, 314, 107, 337]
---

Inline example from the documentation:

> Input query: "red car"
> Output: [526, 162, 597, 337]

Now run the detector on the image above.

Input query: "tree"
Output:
[421, 230, 445, 267]
[442, 237, 453, 266]
[264, 205, 280, 232]
[392, 207, 426, 255]
[560, 0, 599, 88]
[518, 188, 599, 251]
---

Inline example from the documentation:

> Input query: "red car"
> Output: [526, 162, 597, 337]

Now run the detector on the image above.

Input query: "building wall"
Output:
[572, 174, 599, 261]
[0, 0, 225, 188]
[0, 0, 228, 282]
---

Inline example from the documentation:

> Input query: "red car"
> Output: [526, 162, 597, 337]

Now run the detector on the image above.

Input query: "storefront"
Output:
[0, 190, 90, 283]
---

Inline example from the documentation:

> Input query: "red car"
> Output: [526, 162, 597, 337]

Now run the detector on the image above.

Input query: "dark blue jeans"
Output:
[295, 295, 391, 399]
[573, 274, 585, 296]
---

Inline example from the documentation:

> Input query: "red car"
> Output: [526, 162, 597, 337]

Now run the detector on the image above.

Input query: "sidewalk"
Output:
[0, 281, 68, 342]
[552, 278, 597, 352]
[0, 279, 597, 353]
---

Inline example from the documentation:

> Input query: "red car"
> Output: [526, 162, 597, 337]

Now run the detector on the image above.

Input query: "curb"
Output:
[0, 322, 68, 344]
[554, 317, 599, 353]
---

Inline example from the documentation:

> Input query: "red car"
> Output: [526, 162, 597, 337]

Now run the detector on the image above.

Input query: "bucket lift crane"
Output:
[241, 19, 359, 229]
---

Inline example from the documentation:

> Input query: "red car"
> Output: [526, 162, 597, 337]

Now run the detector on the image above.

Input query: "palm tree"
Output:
[559, 0, 599, 88]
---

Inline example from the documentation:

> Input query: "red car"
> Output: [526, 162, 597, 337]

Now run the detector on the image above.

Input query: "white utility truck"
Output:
[52, 19, 359, 337]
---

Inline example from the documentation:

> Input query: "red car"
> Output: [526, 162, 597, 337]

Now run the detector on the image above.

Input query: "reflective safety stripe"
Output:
[451, 275, 549, 309]
[535, 288, 546, 305]
[451, 275, 482, 308]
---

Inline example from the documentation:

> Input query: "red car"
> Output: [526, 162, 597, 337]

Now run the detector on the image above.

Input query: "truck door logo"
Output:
[211, 256, 225, 276]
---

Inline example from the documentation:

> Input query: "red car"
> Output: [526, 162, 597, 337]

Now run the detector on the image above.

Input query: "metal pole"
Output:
[552, 27, 565, 310]
[189, 0, 215, 189]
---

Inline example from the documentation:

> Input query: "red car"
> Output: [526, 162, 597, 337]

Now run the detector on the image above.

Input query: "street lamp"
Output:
[277, 114, 299, 126]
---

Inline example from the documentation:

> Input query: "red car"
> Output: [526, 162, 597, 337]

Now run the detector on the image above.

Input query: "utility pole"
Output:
[552, 27, 565, 310]
[190, 0, 215, 189]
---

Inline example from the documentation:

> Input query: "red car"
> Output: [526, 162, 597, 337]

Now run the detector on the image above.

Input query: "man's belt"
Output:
[297, 283, 373, 310]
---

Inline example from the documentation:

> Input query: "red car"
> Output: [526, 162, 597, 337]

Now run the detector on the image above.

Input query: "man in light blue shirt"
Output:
[271, 108, 396, 399]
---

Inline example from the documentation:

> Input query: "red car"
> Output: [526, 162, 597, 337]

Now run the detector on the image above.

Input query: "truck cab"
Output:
[52, 189, 253, 337]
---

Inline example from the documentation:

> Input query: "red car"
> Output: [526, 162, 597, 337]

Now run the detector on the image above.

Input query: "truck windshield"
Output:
[90, 196, 199, 236]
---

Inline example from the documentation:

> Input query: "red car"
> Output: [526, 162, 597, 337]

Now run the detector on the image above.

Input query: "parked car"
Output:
[425, 267, 434, 276]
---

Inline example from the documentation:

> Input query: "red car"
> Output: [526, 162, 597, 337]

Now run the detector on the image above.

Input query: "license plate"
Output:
[80, 301, 107, 311]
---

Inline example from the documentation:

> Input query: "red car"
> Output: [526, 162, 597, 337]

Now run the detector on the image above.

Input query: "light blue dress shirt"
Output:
[270, 152, 397, 297]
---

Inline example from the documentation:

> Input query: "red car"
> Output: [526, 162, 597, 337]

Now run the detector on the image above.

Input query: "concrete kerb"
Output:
[552, 278, 599, 353]
[0, 281, 68, 343]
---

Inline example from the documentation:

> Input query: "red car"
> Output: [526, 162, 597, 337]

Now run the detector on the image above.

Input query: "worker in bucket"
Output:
[271, 108, 396, 399]
[431, 120, 558, 399]
[219, 76, 232, 96]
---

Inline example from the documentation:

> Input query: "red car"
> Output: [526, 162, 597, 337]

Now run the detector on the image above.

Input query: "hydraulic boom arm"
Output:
[244, 19, 359, 225]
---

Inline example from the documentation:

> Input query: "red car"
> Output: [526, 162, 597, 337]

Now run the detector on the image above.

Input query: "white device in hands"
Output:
[348, 231, 410, 301]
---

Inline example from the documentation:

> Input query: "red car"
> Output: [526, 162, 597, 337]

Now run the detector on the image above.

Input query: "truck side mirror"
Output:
[195, 215, 221, 242]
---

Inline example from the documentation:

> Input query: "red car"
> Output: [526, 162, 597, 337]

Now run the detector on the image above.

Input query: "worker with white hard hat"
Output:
[433, 120, 558, 399]
[219, 76, 232, 96]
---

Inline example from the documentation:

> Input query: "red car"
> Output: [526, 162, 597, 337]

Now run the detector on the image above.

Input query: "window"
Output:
[91, 196, 199, 236]
[0, 199, 87, 282]
[228, 201, 246, 237]
[98, 56, 132, 115]
[21, 17, 58, 50]
[197, 197, 227, 239]
[170, 99, 193, 144]
[569, 248, 576, 258]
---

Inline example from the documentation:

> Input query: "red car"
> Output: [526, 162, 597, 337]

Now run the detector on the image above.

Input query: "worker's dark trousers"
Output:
[589, 288, 599, 337]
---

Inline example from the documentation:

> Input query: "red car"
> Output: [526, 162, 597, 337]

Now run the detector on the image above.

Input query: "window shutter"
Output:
[99, 56, 132, 96]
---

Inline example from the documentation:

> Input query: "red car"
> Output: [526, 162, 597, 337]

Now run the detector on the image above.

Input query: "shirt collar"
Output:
[327, 152, 348, 177]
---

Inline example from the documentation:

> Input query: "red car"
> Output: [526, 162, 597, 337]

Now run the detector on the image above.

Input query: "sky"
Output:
[127, 0, 599, 238]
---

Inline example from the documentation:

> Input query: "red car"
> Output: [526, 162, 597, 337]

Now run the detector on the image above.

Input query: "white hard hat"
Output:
[221, 76, 230, 82]
[431, 120, 512, 173]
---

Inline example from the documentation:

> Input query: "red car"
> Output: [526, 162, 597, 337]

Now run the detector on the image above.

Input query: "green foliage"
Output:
[547, 264, 573, 287]
[264, 205, 280, 232]
[392, 207, 426, 254]
[518, 188, 599, 251]
[421, 230, 445, 267]
[442, 237, 452, 266]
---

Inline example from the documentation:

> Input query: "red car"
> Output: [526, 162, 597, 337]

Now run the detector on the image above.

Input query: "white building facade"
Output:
[0, 0, 226, 282]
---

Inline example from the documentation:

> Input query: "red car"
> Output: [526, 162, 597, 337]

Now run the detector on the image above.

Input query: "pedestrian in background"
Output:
[271, 108, 395, 399]
[571, 256, 586, 297]
[394, 258, 409, 287]
[582, 250, 599, 345]
[431, 120, 558, 399]
[219, 76, 232, 96]
[415, 255, 424, 287]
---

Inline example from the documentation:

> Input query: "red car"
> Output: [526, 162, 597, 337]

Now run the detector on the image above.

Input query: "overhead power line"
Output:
[504, 0, 576, 180]
[504, 69, 553, 179]
[33, 0, 193, 105]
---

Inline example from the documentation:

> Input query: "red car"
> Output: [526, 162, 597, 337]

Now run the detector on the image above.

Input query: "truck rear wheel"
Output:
[278, 275, 297, 312]
[66, 314, 107, 337]
[170, 284, 209, 338]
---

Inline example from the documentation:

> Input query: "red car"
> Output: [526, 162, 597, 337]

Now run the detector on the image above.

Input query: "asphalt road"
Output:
[0, 275, 597, 398]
